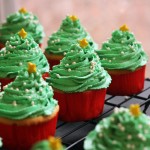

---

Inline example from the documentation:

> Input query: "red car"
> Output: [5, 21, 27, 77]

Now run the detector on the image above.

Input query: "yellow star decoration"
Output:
[28, 62, 36, 74]
[69, 15, 78, 21]
[129, 104, 141, 117]
[119, 24, 129, 32]
[18, 28, 27, 39]
[48, 137, 62, 150]
[79, 38, 88, 48]
[19, 7, 27, 14]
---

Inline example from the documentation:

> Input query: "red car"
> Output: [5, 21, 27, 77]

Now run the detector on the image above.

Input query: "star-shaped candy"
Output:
[130, 104, 141, 117]
[120, 24, 129, 32]
[19, 7, 27, 14]
[28, 62, 36, 73]
[79, 38, 88, 48]
[48, 137, 62, 150]
[18, 28, 27, 39]
[69, 15, 78, 21]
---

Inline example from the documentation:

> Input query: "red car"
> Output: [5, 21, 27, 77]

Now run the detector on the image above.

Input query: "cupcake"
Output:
[0, 63, 59, 150]
[0, 7, 44, 49]
[0, 28, 49, 90]
[47, 38, 111, 122]
[45, 15, 98, 69]
[96, 25, 148, 95]
[31, 136, 65, 150]
[84, 104, 150, 150]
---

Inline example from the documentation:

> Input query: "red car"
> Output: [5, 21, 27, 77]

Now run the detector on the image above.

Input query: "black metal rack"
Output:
[55, 78, 150, 150]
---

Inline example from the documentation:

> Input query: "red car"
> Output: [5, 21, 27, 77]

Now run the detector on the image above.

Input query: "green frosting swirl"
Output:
[0, 33, 49, 78]
[84, 107, 150, 150]
[0, 10, 44, 44]
[96, 29, 148, 71]
[45, 16, 97, 55]
[47, 43, 111, 93]
[0, 68, 57, 120]
[31, 139, 65, 150]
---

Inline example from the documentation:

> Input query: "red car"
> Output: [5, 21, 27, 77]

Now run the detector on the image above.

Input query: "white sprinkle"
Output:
[99, 133, 103, 137]
[28, 96, 32, 99]
[16, 88, 19, 91]
[90, 66, 93, 69]
[56, 74, 60, 78]
[138, 124, 143, 129]
[25, 89, 29, 93]
[114, 107, 119, 113]
[121, 40, 124, 43]
[57, 39, 60, 42]
[58, 48, 61, 51]
[110, 117, 115, 122]
[64, 52, 66, 55]
[113, 57, 116, 60]
[126, 144, 131, 148]
[121, 51, 125, 55]
[13, 101, 17, 106]
[65, 64, 69, 67]
[51, 41, 54, 43]
[112, 141, 117, 144]
[109, 60, 111, 62]
[107, 47, 110, 50]
[71, 50, 74, 52]
[127, 135, 132, 140]
[23, 82, 26, 85]
[19, 62, 23, 66]
[31, 101, 35, 106]
[39, 89, 42, 92]
[68, 68, 71, 72]
[90, 70, 93, 73]
[72, 62, 76, 65]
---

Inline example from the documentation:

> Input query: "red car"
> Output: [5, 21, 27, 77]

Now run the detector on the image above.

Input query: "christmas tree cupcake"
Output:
[45, 15, 98, 69]
[31, 136, 65, 150]
[0, 7, 44, 49]
[0, 28, 49, 90]
[47, 38, 111, 122]
[84, 104, 150, 150]
[0, 63, 59, 150]
[96, 25, 148, 95]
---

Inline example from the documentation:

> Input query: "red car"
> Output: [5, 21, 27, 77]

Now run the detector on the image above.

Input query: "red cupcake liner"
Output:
[54, 89, 106, 122]
[0, 112, 58, 150]
[39, 43, 42, 48]
[0, 72, 49, 91]
[107, 65, 146, 96]
[47, 58, 61, 70]
[0, 43, 4, 50]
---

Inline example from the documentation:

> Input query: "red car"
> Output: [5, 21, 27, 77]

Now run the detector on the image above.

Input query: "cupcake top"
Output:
[0, 63, 57, 120]
[96, 25, 148, 71]
[31, 136, 65, 150]
[47, 38, 111, 93]
[84, 104, 150, 150]
[45, 15, 97, 55]
[0, 8, 44, 44]
[0, 28, 49, 78]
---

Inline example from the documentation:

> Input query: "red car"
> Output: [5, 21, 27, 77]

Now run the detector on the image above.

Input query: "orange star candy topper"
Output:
[79, 38, 88, 48]
[19, 7, 27, 14]
[129, 104, 141, 117]
[119, 24, 129, 32]
[69, 15, 78, 21]
[28, 62, 37, 74]
[18, 28, 27, 39]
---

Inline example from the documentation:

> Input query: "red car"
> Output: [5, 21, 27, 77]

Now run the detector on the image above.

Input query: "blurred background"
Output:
[0, 0, 150, 76]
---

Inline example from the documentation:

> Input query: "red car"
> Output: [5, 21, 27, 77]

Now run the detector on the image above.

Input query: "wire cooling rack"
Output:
[56, 78, 150, 150]
[1, 79, 150, 150]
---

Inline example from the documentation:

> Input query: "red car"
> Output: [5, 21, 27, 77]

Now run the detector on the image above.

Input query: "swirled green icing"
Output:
[47, 43, 111, 93]
[0, 10, 44, 44]
[84, 107, 150, 150]
[0, 33, 49, 78]
[31, 139, 65, 150]
[96, 29, 148, 71]
[0, 68, 57, 120]
[45, 16, 98, 55]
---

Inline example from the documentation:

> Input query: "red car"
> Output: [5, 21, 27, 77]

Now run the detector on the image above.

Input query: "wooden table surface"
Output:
[19, 0, 150, 77]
